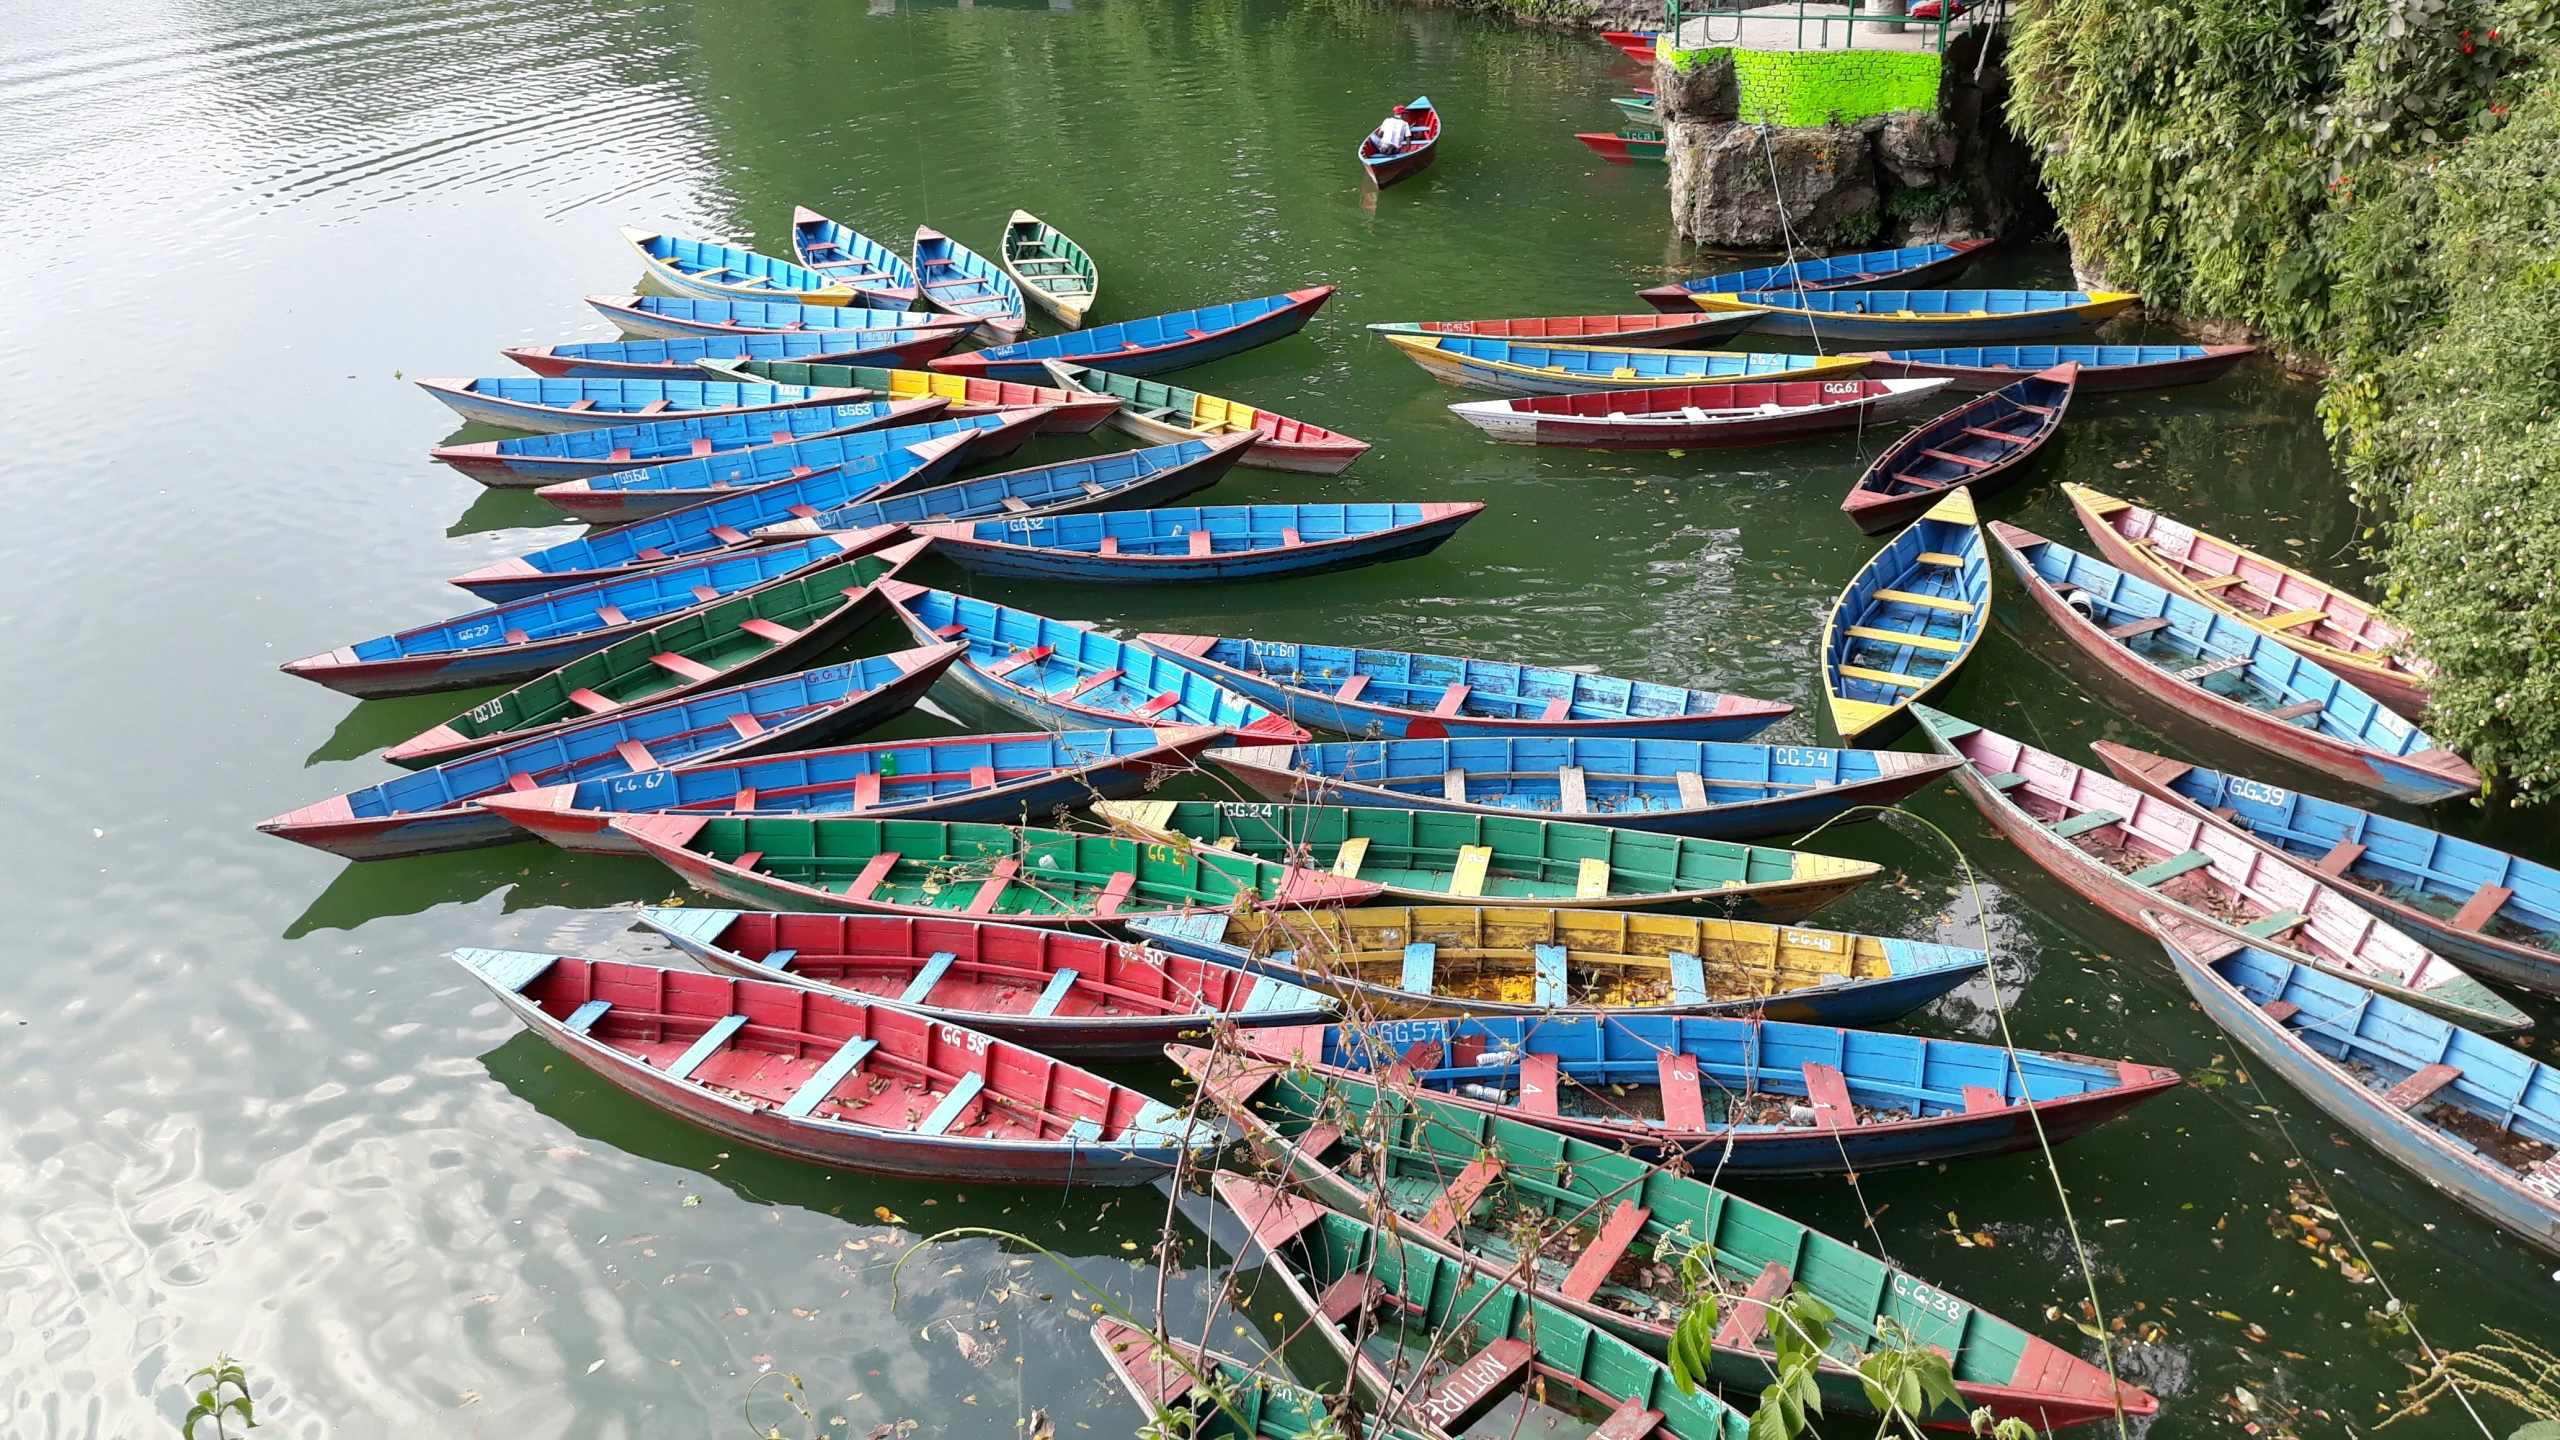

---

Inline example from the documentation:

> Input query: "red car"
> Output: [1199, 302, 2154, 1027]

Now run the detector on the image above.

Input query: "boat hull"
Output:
[505, 329, 966, 377]
[1854, 344, 2255, 394]
[1842, 366, 2076, 534]
[1712, 295, 2139, 343]
[428, 400, 941, 488]
[419, 380, 868, 435]
[1452, 378, 1948, 449]
[931, 289, 1333, 383]
[1636, 240, 1995, 312]
[1148, 650, 1785, 743]
[536, 418, 1009, 525]
[922, 504, 1476, 585]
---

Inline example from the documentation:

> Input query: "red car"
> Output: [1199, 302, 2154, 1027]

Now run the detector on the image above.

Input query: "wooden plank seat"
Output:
[1432, 682, 1473, 717]
[1959, 425, 2031, 445]
[2172, 654, 2252, 682]
[1874, 588, 1976, 615]
[1713, 1261, 1795, 1348]
[2046, 809, 2123, 840]
[1186, 529, 1214, 557]
[2193, 573, 2249, 591]
[568, 688, 620, 714]
[690, 585, 722, 603]
[1317, 1273, 1388, 1324]
[1132, 692, 1182, 718]
[1381, 1039, 1443, 1089]
[846, 850, 902, 901]
[1837, 664, 1927, 690]
[1418, 1154, 1504, 1238]
[1557, 765, 1590, 815]
[1960, 1085, 2009, 1113]
[1656, 1050, 1708, 1131]
[725, 712, 765, 740]
[2126, 849, 2216, 887]
[737, 617, 800, 644]
[754, 946, 796, 970]
[1334, 673, 1370, 703]
[1540, 695, 1573, 721]
[594, 604, 631, 626]
[965, 858, 1020, 915]
[897, 950, 957, 1005]
[1575, 856, 1612, 900]
[1916, 447, 1995, 470]
[1442, 769, 1469, 803]
[2260, 999, 2302, 1024]
[2241, 910, 2309, 938]
[781, 1036, 880, 1118]
[1293, 1122, 1343, 1159]
[648, 652, 721, 682]
[1589, 1398, 1666, 1440]
[984, 645, 1055, 679]
[1450, 845, 1494, 898]
[1559, 1199, 1653, 1302]
[615, 740, 661, 771]
[2264, 700, 2327, 722]
[1089, 871, 1139, 918]
[2450, 883, 2515, 933]
[2382, 1062, 2462, 1111]
[917, 1070, 987, 1135]
[1416, 1338, 1534, 1432]
[1517, 1052, 1561, 1116]
[564, 1000, 612, 1034]
[1058, 667, 1126, 702]
[2105, 617, 2172, 641]
[2315, 840, 2368, 877]
[1914, 551, 1967, 568]
[1674, 771, 1710, 809]
[1026, 968, 1080, 1018]
[1847, 624, 1966, 654]
[1981, 770, 2029, 791]
[1802, 1062, 1858, 1130]
[662, 1014, 749, 1082]
[1401, 942, 1437, 996]
[1329, 836, 1369, 878]
[1532, 943, 1570, 1008]
[2261, 607, 2329, 632]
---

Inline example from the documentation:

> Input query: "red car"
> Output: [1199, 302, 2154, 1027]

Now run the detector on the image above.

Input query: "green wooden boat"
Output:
[382, 539, 927, 769]
[1090, 1318, 1417, 1440]
[1091, 800, 1876, 918]
[609, 813, 1382, 927]
[1126, 904, 1986, 1026]
[997, 210, 1099, 327]
[1179, 1048, 2157, 1431]
[1611, 96, 1660, 128]
[1211, 1170, 1752, 1440]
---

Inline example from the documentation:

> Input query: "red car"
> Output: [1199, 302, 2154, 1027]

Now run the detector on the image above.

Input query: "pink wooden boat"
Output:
[1369, 311, 1760, 347]
[1911, 704, 2527, 1032]
[457, 951, 1207, 1183]
[1449, 378, 1950, 449]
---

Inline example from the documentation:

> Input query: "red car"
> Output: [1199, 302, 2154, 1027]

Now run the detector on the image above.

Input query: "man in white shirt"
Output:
[1370, 106, 1413, 155]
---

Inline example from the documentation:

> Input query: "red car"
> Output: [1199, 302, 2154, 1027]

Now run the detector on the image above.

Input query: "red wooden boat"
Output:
[457, 951, 1208, 1183]
[1369, 312, 1759, 347]
[1602, 28, 1658, 62]
[1840, 362, 2076, 534]
[637, 908, 1335, 1059]
[1449, 377, 1951, 449]
[1359, 96, 1441, 187]
[1576, 131, 1666, 164]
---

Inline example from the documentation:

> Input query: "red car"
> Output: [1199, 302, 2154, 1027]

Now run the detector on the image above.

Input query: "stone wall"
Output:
[1656, 27, 2051, 250]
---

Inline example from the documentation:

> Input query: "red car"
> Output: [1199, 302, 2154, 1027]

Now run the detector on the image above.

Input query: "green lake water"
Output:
[2, 0, 2552, 1433]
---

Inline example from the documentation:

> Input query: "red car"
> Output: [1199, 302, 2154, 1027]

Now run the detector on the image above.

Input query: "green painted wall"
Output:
[1662, 45, 1942, 125]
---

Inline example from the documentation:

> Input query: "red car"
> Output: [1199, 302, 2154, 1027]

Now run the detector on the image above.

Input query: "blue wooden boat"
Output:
[478, 726, 1228, 853]
[533, 412, 1034, 524]
[415, 376, 866, 434]
[504, 324, 974, 379]
[1994, 521, 2480, 804]
[1128, 905, 1978, 1026]
[1636, 240, 1993, 310]
[760, 433, 1259, 541]
[1224, 1012, 2179, 1177]
[1840, 363, 2076, 534]
[1691, 289, 2140, 343]
[1133, 636, 1790, 742]
[587, 293, 945, 339]
[2147, 910, 2560, 1255]
[917, 501, 1481, 585]
[1853, 343, 2256, 394]
[878, 582, 1308, 739]
[1376, 330, 1866, 395]
[2099, 743, 2560, 996]
[444, 429, 1236, 604]
[429, 397, 948, 488]
[1202, 735, 1961, 840]
[257, 649, 959, 861]
[620, 227, 860, 307]
[929, 288, 1336, 383]
[281, 533, 881, 700]
[911, 225, 1026, 342]
[1820, 488, 1990, 745]
[788, 207, 922, 306]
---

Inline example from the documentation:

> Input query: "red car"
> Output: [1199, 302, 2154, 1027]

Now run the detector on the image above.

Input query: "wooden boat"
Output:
[2146, 911, 2560, 1256]
[1099, 805, 1880, 921]
[1089, 1318, 1424, 1440]
[532, 412, 1032, 524]
[910, 225, 1026, 342]
[996, 211, 1098, 327]
[639, 908, 1332, 1060]
[929, 288, 1335, 382]
[1359, 96, 1441, 187]
[415, 376, 867, 434]
[1913, 706, 2525, 1030]
[447, 422, 1210, 603]
[606, 813, 1380, 923]
[877, 582, 1307, 738]
[1368, 311, 1759, 347]
[1820, 489, 1989, 745]
[1132, 634, 1790, 742]
[1131, 902, 1978, 1025]
[1851, 343, 2255, 394]
[2064, 483, 2432, 717]
[280, 533, 883, 700]
[2095, 742, 2560, 996]
[1636, 241, 1994, 312]
[1601, 29, 1659, 61]
[916, 502, 1481, 585]
[386, 540, 932, 767]
[503, 324, 972, 378]
[620, 227, 858, 307]
[1448, 377, 1950, 449]
[585, 293, 943, 340]
[260, 651, 954, 861]
[1217, 1015, 2178, 1177]
[1376, 331, 1863, 395]
[700, 358, 1120, 433]
[457, 951, 1203, 1184]
[482, 725, 1226, 852]
[1612, 95, 1660, 128]
[1690, 288, 2140, 343]
[1202, 736, 1960, 841]
[1990, 523, 2479, 803]
[1214, 1174, 1754, 1440]
[1839, 363, 2075, 534]
[428, 397, 948, 489]
[786, 207, 921, 306]
[1172, 1050, 2156, 1429]
[1575, 131, 1666, 164]
[1039, 360, 1369, 474]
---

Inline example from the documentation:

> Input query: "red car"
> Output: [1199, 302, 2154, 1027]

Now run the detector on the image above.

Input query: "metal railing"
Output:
[1657, 0, 1993, 56]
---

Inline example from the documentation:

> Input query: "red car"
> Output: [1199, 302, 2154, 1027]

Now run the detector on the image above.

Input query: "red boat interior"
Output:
[524, 957, 1145, 1140]
[703, 911, 1256, 1018]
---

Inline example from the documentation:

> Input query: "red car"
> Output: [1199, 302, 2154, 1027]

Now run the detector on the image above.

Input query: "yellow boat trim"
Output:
[1918, 487, 1978, 526]
[1826, 694, 1905, 740]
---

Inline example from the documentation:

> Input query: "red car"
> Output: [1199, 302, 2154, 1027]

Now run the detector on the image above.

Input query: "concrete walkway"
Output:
[1672, 4, 1987, 54]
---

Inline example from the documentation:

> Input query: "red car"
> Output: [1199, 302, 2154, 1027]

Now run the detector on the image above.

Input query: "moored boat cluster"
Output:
[265, 196, 2559, 1438]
